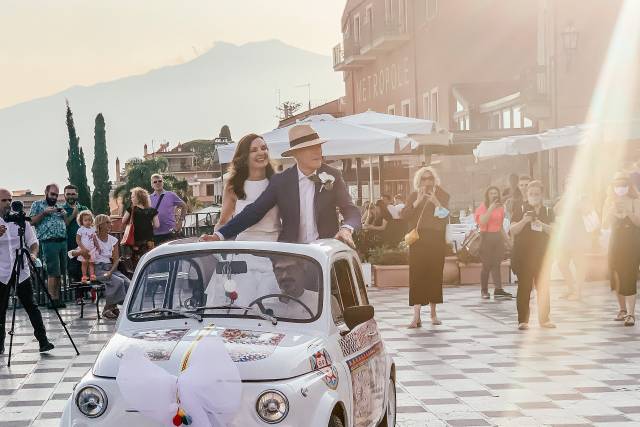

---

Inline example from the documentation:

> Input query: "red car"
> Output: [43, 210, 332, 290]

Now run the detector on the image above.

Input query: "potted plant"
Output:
[369, 244, 410, 288]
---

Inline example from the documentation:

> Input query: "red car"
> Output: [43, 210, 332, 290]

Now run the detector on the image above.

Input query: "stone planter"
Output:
[459, 261, 511, 285]
[443, 256, 460, 285]
[372, 265, 409, 288]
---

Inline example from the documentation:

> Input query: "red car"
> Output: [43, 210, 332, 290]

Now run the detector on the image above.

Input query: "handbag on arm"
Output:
[404, 198, 428, 246]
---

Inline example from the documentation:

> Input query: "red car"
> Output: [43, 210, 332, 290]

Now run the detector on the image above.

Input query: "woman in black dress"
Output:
[603, 172, 640, 327]
[121, 187, 159, 267]
[402, 167, 450, 327]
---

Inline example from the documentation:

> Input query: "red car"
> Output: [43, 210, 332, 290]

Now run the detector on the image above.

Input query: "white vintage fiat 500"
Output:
[61, 239, 396, 427]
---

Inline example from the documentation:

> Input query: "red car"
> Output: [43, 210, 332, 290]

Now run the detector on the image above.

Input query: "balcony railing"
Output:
[332, 43, 344, 68]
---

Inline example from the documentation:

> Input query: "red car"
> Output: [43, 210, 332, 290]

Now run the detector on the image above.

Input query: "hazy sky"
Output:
[0, 0, 344, 109]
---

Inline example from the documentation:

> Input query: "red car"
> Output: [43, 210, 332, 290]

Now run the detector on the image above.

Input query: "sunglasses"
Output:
[153, 180, 163, 184]
[1, 198, 12, 202]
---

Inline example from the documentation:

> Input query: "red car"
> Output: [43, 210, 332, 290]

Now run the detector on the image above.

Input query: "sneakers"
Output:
[518, 323, 529, 330]
[39, 341, 54, 353]
[494, 289, 513, 299]
[481, 292, 490, 299]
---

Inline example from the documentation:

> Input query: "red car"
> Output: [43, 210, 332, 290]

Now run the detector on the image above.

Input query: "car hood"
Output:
[92, 325, 324, 381]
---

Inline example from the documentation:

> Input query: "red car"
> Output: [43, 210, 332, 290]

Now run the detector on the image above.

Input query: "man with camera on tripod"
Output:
[0, 188, 54, 354]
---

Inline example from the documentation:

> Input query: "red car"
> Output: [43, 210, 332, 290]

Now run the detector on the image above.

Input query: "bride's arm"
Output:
[215, 184, 237, 230]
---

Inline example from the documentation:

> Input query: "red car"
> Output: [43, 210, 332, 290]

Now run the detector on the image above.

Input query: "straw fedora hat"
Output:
[281, 124, 326, 157]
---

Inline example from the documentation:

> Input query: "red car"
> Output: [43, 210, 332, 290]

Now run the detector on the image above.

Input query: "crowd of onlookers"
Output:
[357, 166, 640, 332]
[12, 175, 186, 320]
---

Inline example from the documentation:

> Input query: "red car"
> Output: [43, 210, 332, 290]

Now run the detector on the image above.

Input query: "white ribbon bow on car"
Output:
[116, 335, 242, 427]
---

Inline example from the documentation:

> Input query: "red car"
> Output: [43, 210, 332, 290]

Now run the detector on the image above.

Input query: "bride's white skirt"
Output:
[235, 230, 279, 242]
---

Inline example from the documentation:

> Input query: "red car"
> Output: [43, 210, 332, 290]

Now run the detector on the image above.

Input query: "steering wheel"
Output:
[247, 293, 314, 318]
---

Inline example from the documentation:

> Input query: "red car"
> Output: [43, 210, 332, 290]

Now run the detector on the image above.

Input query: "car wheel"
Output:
[378, 377, 397, 427]
[328, 413, 345, 427]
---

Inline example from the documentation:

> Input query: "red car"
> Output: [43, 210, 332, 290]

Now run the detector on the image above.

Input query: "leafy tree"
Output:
[219, 125, 232, 141]
[113, 157, 191, 213]
[276, 101, 302, 119]
[65, 101, 92, 207]
[91, 113, 111, 214]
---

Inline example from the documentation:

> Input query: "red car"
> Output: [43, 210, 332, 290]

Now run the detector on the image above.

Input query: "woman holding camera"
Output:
[603, 172, 640, 326]
[510, 180, 555, 330]
[402, 167, 450, 328]
[475, 186, 512, 300]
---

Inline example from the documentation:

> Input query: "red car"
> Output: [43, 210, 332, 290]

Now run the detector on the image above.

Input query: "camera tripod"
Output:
[5, 224, 79, 367]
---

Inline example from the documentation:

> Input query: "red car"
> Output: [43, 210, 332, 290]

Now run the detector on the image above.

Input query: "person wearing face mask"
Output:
[402, 166, 450, 328]
[29, 183, 69, 309]
[510, 180, 555, 330]
[215, 133, 280, 241]
[603, 172, 640, 326]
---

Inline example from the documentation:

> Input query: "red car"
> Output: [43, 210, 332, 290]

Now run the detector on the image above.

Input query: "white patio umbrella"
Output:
[473, 133, 543, 160]
[261, 114, 416, 159]
[340, 110, 435, 135]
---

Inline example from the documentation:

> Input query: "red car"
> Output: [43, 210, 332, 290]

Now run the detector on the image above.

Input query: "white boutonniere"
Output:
[318, 172, 335, 192]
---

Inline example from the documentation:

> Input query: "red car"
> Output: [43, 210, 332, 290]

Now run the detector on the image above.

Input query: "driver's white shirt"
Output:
[264, 289, 318, 319]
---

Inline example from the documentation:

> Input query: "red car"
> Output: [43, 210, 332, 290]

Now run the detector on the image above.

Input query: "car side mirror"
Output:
[344, 305, 374, 330]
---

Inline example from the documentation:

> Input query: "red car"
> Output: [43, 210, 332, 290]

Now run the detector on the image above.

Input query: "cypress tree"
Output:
[65, 101, 92, 207]
[91, 113, 110, 214]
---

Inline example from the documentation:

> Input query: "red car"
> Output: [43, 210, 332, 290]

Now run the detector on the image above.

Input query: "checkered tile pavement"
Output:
[1, 281, 639, 426]
[371, 282, 640, 427]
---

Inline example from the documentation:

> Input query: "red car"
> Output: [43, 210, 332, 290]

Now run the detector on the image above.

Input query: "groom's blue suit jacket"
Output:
[217, 164, 361, 243]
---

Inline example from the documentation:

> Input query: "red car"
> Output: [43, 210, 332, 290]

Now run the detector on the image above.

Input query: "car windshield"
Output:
[128, 250, 323, 323]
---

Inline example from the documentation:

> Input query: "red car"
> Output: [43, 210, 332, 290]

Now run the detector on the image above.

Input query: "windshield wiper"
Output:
[188, 305, 277, 325]
[129, 308, 203, 322]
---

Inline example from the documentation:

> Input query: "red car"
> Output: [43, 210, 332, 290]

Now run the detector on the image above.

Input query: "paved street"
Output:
[1, 281, 639, 426]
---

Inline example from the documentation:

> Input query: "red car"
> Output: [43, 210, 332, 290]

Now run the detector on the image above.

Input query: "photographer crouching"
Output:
[0, 188, 54, 354]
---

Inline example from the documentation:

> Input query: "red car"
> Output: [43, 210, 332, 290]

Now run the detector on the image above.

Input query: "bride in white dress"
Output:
[206, 133, 281, 305]
[215, 133, 280, 241]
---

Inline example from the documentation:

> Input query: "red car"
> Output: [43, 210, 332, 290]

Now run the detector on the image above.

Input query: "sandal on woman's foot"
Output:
[624, 315, 635, 326]
[407, 320, 421, 329]
[431, 318, 442, 325]
[518, 323, 529, 330]
[615, 310, 628, 321]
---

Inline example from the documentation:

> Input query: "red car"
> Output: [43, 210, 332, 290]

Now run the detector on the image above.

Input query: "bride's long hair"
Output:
[227, 133, 275, 200]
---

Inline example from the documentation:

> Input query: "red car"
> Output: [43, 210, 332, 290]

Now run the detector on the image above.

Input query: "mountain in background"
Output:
[0, 40, 343, 192]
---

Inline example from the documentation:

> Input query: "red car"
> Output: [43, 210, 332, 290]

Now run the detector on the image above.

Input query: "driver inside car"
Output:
[264, 255, 319, 319]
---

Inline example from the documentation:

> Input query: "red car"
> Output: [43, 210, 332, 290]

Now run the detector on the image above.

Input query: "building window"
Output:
[206, 184, 215, 196]
[489, 112, 500, 129]
[385, 0, 393, 23]
[422, 93, 430, 120]
[524, 116, 533, 128]
[354, 15, 361, 42]
[387, 104, 396, 115]
[425, 0, 438, 20]
[513, 106, 522, 128]
[502, 109, 511, 129]
[401, 99, 411, 117]
[365, 4, 373, 26]
[430, 88, 439, 123]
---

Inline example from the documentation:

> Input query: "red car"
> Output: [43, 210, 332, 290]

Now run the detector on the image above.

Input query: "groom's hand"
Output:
[199, 234, 220, 242]
[334, 227, 355, 249]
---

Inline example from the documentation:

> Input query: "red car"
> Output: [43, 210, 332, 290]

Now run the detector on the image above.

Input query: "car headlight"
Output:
[256, 390, 289, 423]
[76, 385, 108, 418]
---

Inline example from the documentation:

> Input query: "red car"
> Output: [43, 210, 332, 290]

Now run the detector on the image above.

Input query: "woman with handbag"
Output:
[402, 167, 450, 328]
[121, 187, 159, 268]
[475, 186, 513, 300]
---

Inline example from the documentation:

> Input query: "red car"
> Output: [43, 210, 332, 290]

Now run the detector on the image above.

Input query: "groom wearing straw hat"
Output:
[202, 124, 361, 246]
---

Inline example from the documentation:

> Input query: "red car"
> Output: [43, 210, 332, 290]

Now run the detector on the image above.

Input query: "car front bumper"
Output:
[61, 369, 348, 427]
